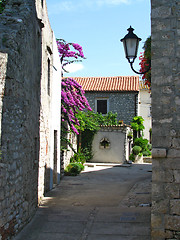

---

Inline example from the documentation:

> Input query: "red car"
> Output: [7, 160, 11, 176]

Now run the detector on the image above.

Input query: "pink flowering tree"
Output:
[61, 77, 92, 135]
[56, 39, 92, 136]
[57, 39, 85, 74]
[139, 37, 151, 88]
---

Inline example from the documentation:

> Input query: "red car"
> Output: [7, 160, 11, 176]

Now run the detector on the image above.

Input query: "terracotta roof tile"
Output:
[73, 76, 139, 92]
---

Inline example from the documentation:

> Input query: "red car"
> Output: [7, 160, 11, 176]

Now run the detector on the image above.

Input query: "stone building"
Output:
[151, 0, 180, 239]
[74, 76, 139, 125]
[0, 0, 61, 239]
[36, 0, 61, 202]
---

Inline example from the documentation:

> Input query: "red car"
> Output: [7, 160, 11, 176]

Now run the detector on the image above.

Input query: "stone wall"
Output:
[0, 0, 61, 239]
[0, 1, 42, 238]
[36, 0, 54, 200]
[151, 0, 180, 239]
[85, 91, 138, 125]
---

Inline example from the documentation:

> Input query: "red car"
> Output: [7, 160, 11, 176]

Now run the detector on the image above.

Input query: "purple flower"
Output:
[58, 39, 93, 134]
[71, 124, 79, 135]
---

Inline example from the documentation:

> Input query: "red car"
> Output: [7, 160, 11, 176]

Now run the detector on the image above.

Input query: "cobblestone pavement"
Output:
[14, 163, 152, 240]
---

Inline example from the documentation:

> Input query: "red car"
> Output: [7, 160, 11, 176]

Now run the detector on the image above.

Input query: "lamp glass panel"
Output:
[123, 41, 127, 57]
[126, 38, 137, 58]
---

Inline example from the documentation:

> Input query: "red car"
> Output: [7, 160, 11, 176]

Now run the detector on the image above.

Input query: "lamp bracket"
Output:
[130, 62, 151, 75]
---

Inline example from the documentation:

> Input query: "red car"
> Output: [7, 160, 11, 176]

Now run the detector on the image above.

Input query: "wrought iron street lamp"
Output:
[121, 26, 150, 74]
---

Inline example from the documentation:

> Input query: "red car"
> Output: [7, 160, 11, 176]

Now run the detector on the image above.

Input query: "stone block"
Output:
[170, 199, 180, 215]
[173, 170, 180, 183]
[152, 6, 172, 18]
[151, 199, 169, 214]
[167, 149, 180, 158]
[152, 169, 174, 183]
[0, 189, 5, 201]
[162, 86, 173, 94]
[152, 136, 171, 148]
[165, 215, 180, 231]
[165, 159, 180, 170]
[165, 230, 174, 239]
[172, 137, 180, 149]
[151, 214, 163, 228]
[152, 148, 167, 158]
[165, 183, 180, 199]
[152, 158, 162, 168]
[151, 229, 166, 239]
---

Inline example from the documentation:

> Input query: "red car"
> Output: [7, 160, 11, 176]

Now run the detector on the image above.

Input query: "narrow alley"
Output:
[14, 163, 152, 240]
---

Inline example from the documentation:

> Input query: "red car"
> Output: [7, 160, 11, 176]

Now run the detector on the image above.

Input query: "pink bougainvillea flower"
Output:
[57, 39, 92, 134]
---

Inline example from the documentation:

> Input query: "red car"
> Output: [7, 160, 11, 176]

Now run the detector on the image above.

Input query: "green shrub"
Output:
[142, 150, 151, 156]
[134, 137, 148, 148]
[70, 148, 86, 164]
[132, 145, 142, 155]
[129, 153, 135, 162]
[147, 143, 152, 151]
[131, 116, 144, 131]
[134, 137, 151, 153]
[64, 162, 84, 176]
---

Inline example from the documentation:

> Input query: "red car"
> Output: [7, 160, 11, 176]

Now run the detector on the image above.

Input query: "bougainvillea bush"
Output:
[139, 36, 151, 88]
[57, 39, 118, 165]
[57, 39, 92, 136]
[56, 38, 85, 73]
[61, 77, 92, 135]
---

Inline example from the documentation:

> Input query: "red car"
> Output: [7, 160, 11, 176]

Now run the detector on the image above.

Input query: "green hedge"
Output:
[64, 162, 84, 176]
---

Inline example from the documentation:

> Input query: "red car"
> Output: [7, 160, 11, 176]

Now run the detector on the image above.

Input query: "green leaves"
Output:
[0, 0, 6, 14]
[130, 116, 145, 132]
[64, 162, 84, 176]
[76, 110, 118, 161]
[75, 110, 118, 132]
[134, 137, 151, 156]
[132, 145, 142, 155]
[75, 110, 99, 132]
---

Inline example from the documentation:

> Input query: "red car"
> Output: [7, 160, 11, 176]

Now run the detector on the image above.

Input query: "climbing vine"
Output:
[76, 111, 118, 161]
[139, 36, 151, 88]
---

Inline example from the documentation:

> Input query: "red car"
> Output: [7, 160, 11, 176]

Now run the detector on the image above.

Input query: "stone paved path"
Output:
[14, 163, 152, 240]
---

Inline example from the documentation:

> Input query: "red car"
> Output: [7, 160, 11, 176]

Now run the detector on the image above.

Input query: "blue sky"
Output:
[46, 0, 151, 77]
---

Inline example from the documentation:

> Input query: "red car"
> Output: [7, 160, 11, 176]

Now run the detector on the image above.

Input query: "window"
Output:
[41, 0, 44, 7]
[100, 138, 110, 149]
[47, 58, 50, 96]
[96, 98, 109, 114]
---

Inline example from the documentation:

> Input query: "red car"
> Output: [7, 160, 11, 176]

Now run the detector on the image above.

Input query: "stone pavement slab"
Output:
[95, 207, 151, 222]
[14, 163, 152, 240]
[87, 235, 151, 240]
